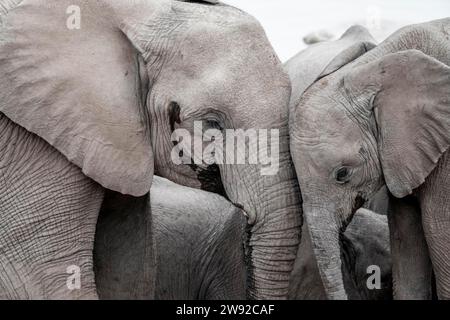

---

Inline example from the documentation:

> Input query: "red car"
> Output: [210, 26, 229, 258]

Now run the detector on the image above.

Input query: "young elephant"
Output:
[289, 208, 392, 300]
[290, 18, 450, 299]
[285, 25, 388, 300]
[94, 176, 247, 300]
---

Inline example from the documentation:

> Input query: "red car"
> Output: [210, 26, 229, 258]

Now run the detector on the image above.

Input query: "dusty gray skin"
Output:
[0, 0, 301, 299]
[95, 177, 247, 300]
[289, 208, 392, 300]
[290, 18, 450, 299]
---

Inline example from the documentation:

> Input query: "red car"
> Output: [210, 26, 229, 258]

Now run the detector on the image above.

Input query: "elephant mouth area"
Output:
[187, 162, 228, 197]
[185, 159, 256, 225]
[340, 193, 367, 233]
[352, 193, 367, 213]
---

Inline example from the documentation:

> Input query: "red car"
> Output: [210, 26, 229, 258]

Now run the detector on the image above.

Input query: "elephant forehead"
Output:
[164, 56, 290, 129]
[296, 137, 362, 171]
[292, 106, 364, 170]
[176, 15, 286, 81]
[294, 95, 357, 139]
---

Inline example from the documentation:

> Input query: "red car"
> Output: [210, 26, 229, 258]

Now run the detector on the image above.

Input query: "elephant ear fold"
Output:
[0, 1, 153, 196]
[319, 25, 376, 78]
[347, 50, 450, 198]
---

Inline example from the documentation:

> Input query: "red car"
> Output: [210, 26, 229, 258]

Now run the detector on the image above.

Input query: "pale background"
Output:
[225, 0, 450, 62]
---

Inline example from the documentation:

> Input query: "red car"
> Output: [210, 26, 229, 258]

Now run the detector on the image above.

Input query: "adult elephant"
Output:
[290, 19, 450, 299]
[95, 176, 247, 300]
[289, 208, 392, 300]
[0, 0, 301, 299]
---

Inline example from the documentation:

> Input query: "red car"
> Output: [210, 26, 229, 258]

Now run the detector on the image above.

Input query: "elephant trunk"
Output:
[304, 205, 348, 300]
[229, 134, 302, 299]
[247, 172, 301, 299]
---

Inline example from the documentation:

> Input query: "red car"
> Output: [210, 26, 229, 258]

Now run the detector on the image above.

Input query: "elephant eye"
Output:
[335, 166, 352, 184]
[204, 119, 223, 131]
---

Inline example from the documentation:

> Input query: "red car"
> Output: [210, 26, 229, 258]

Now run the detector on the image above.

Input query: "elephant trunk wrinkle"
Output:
[240, 164, 302, 299]
[305, 207, 349, 300]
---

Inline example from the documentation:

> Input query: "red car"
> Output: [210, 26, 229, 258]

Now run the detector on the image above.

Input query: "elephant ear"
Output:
[285, 25, 376, 112]
[0, 1, 153, 196]
[346, 50, 450, 198]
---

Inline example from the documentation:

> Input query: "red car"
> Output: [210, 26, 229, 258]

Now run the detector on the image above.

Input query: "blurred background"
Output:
[225, 0, 450, 62]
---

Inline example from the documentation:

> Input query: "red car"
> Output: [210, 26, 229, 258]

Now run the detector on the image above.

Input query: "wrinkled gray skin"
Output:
[290, 19, 450, 299]
[289, 208, 392, 300]
[0, 0, 301, 299]
[95, 177, 247, 300]
[0, 113, 103, 299]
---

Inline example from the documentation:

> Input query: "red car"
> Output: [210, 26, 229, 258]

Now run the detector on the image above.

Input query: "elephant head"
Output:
[290, 19, 450, 299]
[0, 0, 301, 298]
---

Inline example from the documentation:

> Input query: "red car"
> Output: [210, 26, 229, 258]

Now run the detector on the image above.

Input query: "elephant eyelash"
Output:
[204, 119, 223, 131]
[334, 166, 353, 184]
